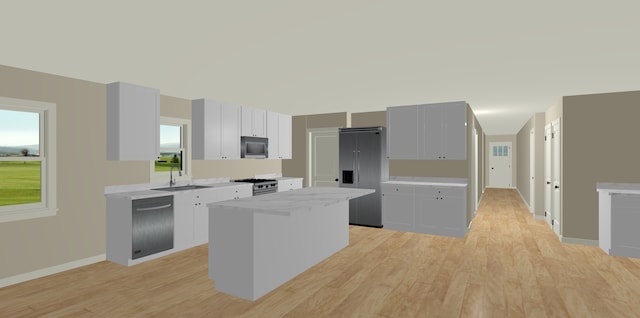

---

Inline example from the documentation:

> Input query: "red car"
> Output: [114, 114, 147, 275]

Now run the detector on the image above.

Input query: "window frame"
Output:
[150, 116, 192, 184]
[0, 96, 57, 223]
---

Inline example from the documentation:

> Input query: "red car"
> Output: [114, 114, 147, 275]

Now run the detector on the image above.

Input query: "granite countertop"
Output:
[208, 187, 374, 216]
[105, 179, 252, 200]
[383, 176, 468, 187]
[596, 182, 640, 194]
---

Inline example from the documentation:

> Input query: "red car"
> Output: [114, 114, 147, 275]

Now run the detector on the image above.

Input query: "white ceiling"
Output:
[2, 1, 639, 135]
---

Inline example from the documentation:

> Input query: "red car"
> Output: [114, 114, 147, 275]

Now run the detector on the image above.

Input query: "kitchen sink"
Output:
[152, 185, 212, 192]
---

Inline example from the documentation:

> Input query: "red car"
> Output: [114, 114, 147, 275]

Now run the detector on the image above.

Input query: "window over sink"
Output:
[150, 117, 191, 183]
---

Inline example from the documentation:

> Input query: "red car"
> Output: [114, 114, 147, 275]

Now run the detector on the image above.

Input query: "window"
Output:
[150, 117, 191, 183]
[0, 96, 57, 223]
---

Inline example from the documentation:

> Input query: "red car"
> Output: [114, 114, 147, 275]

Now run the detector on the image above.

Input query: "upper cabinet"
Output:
[267, 112, 292, 159]
[418, 102, 467, 160]
[387, 101, 467, 160]
[241, 106, 266, 137]
[386, 105, 418, 159]
[192, 99, 241, 160]
[106, 82, 160, 160]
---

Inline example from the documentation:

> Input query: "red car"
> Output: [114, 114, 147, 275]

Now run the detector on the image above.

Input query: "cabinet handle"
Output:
[135, 203, 172, 211]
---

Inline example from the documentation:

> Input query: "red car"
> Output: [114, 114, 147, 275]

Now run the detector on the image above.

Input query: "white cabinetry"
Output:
[382, 180, 467, 237]
[179, 189, 218, 247]
[267, 112, 292, 159]
[597, 183, 640, 258]
[387, 101, 467, 160]
[106, 82, 159, 160]
[414, 186, 466, 237]
[386, 105, 418, 159]
[173, 184, 252, 249]
[277, 178, 303, 192]
[241, 106, 267, 137]
[381, 184, 415, 232]
[217, 185, 252, 201]
[192, 99, 241, 160]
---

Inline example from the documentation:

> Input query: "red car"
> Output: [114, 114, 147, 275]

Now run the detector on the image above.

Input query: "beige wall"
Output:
[515, 113, 545, 216]
[562, 91, 640, 241]
[485, 135, 517, 188]
[0, 65, 280, 280]
[351, 111, 386, 127]
[281, 113, 349, 182]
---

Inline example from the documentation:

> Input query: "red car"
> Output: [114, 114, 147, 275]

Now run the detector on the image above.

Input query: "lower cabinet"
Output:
[277, 178, 303, 192]
[382, 183, 467, 238]
[381, 185, 414, 232]
[175, 185, 253, 250]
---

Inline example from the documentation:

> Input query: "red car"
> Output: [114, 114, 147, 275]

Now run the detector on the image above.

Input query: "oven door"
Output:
[241, 136, 268, 158]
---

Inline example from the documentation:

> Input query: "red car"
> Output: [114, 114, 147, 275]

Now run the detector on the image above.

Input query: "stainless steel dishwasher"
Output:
[132, 195, 174, 259]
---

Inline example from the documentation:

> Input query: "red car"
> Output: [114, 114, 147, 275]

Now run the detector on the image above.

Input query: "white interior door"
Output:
[544, 124, 552, 226]
[473, 129, 479, 213]
[308, 128, 339, 187]
[551, 120, 561, 236]
[489, 142, 512, 188]
[530, 129, 535, 214]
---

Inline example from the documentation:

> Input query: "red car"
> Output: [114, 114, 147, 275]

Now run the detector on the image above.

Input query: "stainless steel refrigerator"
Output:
[339, 126, 389, 227]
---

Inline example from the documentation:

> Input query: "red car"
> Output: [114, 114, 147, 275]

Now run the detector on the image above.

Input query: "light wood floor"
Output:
[3, 188, 640, 317]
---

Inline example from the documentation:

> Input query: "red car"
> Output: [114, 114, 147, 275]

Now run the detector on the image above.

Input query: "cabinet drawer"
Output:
[382, 184, 414, 195]
[414, 186, 465, 198]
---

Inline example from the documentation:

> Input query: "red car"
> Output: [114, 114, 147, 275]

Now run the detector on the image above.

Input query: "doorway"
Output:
[489, 142, 512, 188]
[307, 128, 339, 187]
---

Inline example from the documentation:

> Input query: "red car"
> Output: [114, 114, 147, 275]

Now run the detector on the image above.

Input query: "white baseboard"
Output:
[535, 215, 546, 221]
[562, 237, 599, 247]
[515, 188, 534, 213]
[0, 254, 106, 288]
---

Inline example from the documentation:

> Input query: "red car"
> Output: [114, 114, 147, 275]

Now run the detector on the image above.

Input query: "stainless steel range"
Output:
[234, 178, 278, 195]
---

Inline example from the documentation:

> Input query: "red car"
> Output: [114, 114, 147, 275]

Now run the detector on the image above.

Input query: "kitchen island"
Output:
[207, 187, 374, 301]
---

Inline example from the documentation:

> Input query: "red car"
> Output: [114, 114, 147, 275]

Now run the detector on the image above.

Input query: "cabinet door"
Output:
[438, 187, 466, 234]
[221, 103, 240, 159]
[414, 186, 440, 233]
[106, 82, 159, 160]
[381, 184, 414, 231]
[278, 114, 292, 159]
[252, 108, 266, 137]
[442, 102, 467, 160]
[386, 105, 418, 159]
[173, 192, 195, 250]
[267, 112, 279, 158]
[418, 105, 442, 160]
[241, 106, 253, 136]
[241, 106, 266, 137]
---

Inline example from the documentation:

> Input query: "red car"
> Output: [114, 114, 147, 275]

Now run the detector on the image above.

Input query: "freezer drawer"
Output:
[132, 196, 174, 259]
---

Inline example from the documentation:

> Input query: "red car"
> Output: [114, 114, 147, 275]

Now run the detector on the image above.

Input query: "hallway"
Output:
[2, 189, 640, 317]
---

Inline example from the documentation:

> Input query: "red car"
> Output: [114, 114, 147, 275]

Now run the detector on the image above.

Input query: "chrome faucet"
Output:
[170, 165, 180, 187]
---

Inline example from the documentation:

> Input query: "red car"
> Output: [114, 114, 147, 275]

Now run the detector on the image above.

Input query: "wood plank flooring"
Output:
[3, 188, 640, 317]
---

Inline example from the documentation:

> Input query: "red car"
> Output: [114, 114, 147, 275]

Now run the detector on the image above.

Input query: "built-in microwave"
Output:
[241, 136, 268, 159]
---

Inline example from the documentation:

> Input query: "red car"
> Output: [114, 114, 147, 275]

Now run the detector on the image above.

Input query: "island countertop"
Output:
[207, 187, 374, 216]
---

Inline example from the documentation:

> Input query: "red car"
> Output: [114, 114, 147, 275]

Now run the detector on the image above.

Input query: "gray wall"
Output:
[0, 64, 281, 280]
[515, 113, 545, 217]
[562, 91, 640, 241]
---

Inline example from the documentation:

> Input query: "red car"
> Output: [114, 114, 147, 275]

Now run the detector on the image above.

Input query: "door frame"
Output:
[530, 128, 535, 214]
[489, 141, 513, 188]
[306, 127, 339, 188]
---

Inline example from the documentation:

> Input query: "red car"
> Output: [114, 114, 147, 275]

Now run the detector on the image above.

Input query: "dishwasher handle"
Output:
[135, 203, 172, 211]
